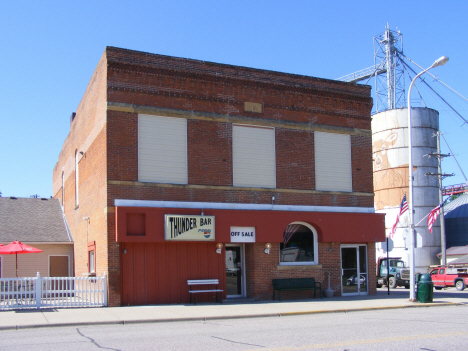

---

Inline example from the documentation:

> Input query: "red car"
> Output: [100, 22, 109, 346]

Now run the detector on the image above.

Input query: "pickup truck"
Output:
[429, 267, 468, 291]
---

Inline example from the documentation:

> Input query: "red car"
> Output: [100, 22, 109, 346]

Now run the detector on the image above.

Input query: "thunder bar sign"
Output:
[164, 215, 215, 241]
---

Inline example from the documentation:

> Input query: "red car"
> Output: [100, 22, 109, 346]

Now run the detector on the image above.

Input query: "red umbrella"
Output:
[0, 241, 43, 277]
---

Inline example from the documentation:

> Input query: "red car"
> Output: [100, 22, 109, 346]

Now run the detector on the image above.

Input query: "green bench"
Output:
[272, 278, 322, 301]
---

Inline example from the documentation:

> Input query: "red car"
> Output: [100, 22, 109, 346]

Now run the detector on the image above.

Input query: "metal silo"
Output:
[372, 107, 440, 272]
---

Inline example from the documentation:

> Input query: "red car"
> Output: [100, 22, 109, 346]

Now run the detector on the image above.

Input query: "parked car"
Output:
[345, 274, 366, 286]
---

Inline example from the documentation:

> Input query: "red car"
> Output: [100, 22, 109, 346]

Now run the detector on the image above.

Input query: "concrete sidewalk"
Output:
[1, 288, 467, 330]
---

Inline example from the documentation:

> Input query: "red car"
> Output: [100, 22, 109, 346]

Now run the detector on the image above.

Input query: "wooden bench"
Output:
[272, 278, 322, 301]
[187, 279, 223, 304]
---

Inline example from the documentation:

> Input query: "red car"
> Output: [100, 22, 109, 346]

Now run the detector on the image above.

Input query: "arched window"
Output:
[280, 222, 318, 265]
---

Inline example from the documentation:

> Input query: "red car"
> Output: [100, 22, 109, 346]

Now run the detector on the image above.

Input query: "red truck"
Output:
[429, 266, 468, 291]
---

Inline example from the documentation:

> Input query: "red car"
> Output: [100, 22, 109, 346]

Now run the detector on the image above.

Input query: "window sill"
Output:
[277, 264, 322, 270]
[82, 272, 96, 277]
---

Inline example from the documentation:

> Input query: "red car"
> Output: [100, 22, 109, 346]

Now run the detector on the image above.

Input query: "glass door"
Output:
[341, 245, 368, 295]
[225, 245, 245, 297]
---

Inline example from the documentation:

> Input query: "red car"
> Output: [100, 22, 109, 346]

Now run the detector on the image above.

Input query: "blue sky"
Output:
[1, 1, 467, 198]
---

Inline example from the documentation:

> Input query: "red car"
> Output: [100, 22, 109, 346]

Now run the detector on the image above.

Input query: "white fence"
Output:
[0, 273, 107, 310]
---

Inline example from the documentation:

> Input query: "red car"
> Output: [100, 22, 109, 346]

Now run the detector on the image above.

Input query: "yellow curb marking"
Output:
[244, 330, 468, 350]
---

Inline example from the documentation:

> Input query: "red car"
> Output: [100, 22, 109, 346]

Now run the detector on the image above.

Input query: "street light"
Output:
[408, 56, 449, 301]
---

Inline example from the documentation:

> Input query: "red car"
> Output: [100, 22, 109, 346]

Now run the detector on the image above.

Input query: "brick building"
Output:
[53, 47, 385, 306]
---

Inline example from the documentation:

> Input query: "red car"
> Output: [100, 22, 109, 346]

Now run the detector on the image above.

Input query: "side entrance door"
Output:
[225, 244, 245, 298]
[341, 245, 368, 296]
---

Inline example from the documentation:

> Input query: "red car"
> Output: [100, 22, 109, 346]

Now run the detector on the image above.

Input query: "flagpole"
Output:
[437, 132, 447, 266]
[386, 237, 390, 295]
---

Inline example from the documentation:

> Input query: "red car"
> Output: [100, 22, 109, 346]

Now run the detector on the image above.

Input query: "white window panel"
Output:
[315, 131, 352, 192]
[233, 125, 276, 188]
[138, 114, 187, 184]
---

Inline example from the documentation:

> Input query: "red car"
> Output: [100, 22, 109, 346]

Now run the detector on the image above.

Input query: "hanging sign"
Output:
[164, 215, 215, 241]
[230, 226, 256, 243]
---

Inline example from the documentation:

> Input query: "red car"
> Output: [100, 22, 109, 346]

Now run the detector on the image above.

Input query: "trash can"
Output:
[417, 273, 433, 303]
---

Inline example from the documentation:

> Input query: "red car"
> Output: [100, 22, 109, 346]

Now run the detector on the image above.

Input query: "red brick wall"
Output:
[367, 242, 377, 294]
[351, 134, 374, 194]
[63, 128, 108, 281]
[55, 47, 381, 306]
[188, 120, 232, 186]
[104, 110, 374, 208]
[276, 128, 315, 190]
[250, 242, 376, 300]
[105, 47, 373, 130]
[108, 184, 374, 208]
[107, 110, 138, 182]
[251, 242, 330, 300]
[104, 108, 374, 208]
[107, 210, 120, 306]
[53, 52, 110, 300]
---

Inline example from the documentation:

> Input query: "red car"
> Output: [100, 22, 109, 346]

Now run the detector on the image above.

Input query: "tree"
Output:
[448, 193, 462, 202]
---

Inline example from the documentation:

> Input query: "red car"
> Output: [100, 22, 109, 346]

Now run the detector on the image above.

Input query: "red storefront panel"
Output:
[116, 206, 385, 244]
[121, 241, 225, 305]
[117, 206, 384, 305]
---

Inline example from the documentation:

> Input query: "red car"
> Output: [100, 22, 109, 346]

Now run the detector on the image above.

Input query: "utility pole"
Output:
[426, 131, 454, 266]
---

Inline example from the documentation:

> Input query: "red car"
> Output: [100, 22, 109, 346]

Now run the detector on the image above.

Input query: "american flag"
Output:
[390, 194, 408, 238]
[427, 197, 449, 233]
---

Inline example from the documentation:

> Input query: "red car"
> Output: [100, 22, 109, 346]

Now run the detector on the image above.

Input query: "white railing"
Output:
[0, 273, 107, 310]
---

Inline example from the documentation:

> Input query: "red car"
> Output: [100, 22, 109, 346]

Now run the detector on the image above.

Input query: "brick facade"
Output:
[54, 47, 384, 306]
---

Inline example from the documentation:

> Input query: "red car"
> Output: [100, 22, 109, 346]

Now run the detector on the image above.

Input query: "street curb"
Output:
[0, 314, 279, 331]
[278, 302, 458, 316]
[0, 302, 461, 331]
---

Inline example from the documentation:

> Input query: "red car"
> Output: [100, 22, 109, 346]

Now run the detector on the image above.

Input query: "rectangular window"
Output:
[315, 131, 352, 192]
[88, 241, 96, 274]
[233, 125, 276, 188]
[138, 114, 188, 184]
[89, 251, 95, 273]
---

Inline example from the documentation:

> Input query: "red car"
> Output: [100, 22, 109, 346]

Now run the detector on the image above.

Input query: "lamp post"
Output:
[408, 56, 449, 301]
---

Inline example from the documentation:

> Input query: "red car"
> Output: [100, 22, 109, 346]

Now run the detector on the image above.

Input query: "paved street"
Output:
[1, 305, 467, 350]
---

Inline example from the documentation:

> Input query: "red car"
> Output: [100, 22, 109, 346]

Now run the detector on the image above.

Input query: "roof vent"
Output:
[9, 196, 17, 200]
[70, 112, 76, 124]
[40, 198, 48, 201]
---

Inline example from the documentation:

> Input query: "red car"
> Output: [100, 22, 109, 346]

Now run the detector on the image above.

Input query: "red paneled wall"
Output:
[115, 206, 385, 244]
[121, 242, 224, 305]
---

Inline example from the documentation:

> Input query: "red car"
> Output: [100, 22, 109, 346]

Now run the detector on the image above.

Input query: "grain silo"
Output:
[372, 107, 440, 271]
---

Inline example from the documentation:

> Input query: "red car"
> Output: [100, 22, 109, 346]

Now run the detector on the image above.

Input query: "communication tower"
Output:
[337, 24, 405, 113]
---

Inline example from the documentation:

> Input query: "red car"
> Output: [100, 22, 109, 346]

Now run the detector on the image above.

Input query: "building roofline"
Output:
[105, 46, 372, 98]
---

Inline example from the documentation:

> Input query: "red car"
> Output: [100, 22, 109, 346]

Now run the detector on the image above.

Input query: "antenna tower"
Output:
[374, 26, 405, 112]
[337, 25, 405, 113]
